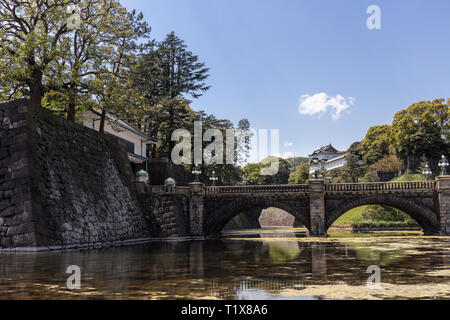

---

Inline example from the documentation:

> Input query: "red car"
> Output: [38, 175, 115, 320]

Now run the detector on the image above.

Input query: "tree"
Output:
[90, 9, 151, 128]
[334, 142, 365, 182]
[236, 119, 252, 165]
[371, 155, 404, 176]
[0, 0, 74, 105]
[242, 157, 291, 185]
[242, 163, 265, 185]
[387, 99, 449, 169]
[132, 32, 210, 156]
[285, 157, 309, 172]
[288, 163, 309, 184]
[0, 0, 150, 124]
[417, 154, 431, 175]
[360, 125, 391, 166]
[361, 170, 380, 182]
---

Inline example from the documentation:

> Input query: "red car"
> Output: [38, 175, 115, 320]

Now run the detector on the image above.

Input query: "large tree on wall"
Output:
[90, 9, 151, 130]
[0, 0, 149, 122]
[46, 1, 150, 122]
[0, 0, 73, 105]
[387, 99, 449, 169]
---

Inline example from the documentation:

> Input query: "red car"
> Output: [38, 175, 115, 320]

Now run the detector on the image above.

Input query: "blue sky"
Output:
[121, 0, 450, 159]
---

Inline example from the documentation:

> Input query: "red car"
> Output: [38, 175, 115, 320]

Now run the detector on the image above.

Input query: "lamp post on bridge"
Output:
[311, 158, 325, 180]
[192, 164, 202, 182]
[438, 155, 449, 176]
[210, 170, 218, 186]
[242, 173, 248, 185]
[422, 163, 432, 181]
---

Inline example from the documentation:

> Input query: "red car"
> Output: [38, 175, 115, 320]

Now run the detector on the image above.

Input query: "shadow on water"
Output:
[0, 227, 449, 300]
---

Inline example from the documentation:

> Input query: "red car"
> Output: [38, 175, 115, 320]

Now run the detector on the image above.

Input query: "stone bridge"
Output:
[141, 176, 450, 237]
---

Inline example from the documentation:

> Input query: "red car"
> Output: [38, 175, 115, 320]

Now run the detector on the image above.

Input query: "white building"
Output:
[80, 110, 157, 171]
[309, 144, 347, 174]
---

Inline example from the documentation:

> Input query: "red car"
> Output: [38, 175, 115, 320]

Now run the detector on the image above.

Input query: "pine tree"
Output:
[132, 32, 210, 156]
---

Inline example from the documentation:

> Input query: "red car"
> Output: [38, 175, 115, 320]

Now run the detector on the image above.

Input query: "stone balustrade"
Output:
[205, 184, 310, 195]
[325, 181, 436, 192]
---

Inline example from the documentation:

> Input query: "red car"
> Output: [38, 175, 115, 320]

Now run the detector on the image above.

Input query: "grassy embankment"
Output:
[332, 174, 425, 229]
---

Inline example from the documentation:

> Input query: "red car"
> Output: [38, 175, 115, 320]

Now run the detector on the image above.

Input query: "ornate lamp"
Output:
[192, 164, 202, 182]
[311, 158, 320, 179]
[210, 170, 219, 186]
[319, 160, 326, 180]
[136, 170, 149, 184]
[242, 173, 248, 185]
[164, 177, 176, 186]
[438, 155, 449, 176]
[422, 164, 432, 181]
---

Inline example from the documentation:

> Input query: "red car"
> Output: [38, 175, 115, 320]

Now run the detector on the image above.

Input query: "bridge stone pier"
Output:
[437, 176, 450, 234]
[141, 176, 450, 237]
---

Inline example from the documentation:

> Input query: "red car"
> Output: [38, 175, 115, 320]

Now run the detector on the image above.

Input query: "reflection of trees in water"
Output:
[1, 236, 448, 299]
[339, 241, 406, 266]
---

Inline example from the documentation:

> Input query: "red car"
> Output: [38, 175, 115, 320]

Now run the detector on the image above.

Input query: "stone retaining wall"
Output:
[138, 193, 189, 237]
[0, 100, 150, 250]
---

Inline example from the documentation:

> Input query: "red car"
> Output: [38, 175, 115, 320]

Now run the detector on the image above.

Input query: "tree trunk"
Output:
[99, 109, 106, 133]
[67, 95, 76, 122]
[167, 105, 175, 158]
[29, 71, 43, 106]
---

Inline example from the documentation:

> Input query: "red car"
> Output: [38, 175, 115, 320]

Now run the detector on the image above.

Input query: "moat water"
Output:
[1, 228, 449, 300]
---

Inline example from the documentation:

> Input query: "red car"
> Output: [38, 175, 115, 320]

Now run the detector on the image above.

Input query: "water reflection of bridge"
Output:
[1, 236, 449, 299]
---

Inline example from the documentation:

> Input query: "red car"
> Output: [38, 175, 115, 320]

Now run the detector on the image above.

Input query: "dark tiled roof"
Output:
[309, 144, 344, 157]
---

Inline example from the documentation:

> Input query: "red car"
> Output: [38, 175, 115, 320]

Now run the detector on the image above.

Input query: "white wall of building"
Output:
[80, 113, 148, 158]
[309, 156, 347, 174]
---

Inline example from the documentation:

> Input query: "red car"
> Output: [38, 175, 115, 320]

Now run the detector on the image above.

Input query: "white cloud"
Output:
[273, 151, 293, 159]
[298, 93, 354, 120]
[284, 142, 293, 148]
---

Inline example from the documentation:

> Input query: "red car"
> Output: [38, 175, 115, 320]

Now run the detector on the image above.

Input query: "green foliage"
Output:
[334, 99, 449, 182]
[0, 0, 145, 122]
[333, 142, 365, 183]
[387, 99, 449, 166]
[392, 173, 426, 182]
[288, 163, 310, 184]
[242, 157, 291, 185]
[285, 157, 309, 172]
[360, 170, 380, 182]
[0, 0, 73, 104]
[131, 31, 211, 157]
[371, 155, 404, 174]
[236, 119, 253, 166]
[333, 205, 418, 227]
[333, 206, 367, 225]
[362, 205, 416, 224]
[360, 125, 391, 166]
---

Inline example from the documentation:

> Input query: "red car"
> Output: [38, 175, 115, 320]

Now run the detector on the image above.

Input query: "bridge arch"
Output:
[326, 194, 441, 235]
[204, 197, 310, 235]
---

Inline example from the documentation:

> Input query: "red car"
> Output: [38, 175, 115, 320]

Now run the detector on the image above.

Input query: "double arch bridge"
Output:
[144, 177, 450, 237]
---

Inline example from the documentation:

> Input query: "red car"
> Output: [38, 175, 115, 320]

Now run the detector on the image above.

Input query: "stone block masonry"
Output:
[0, 100, 150, 250]
[138, 193, 189, 237]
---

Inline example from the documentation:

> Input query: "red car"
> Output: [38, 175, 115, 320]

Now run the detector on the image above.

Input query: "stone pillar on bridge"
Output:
[309, 179, 326, 236]
[188, 182, 205, 236]
[437, 176, 450, 235]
